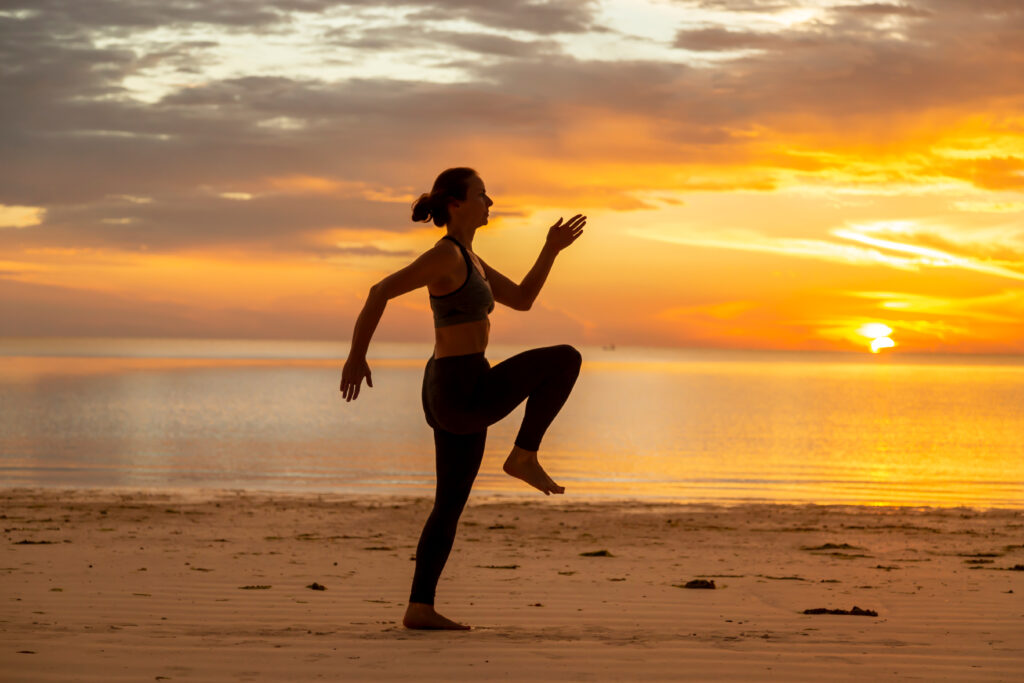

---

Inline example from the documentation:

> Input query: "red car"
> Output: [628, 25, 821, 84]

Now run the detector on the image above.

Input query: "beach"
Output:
[3, 488, 1021, 681]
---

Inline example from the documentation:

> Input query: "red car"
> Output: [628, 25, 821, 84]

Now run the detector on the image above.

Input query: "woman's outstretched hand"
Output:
[546, 214, 586, 251]
[340, 357, 373, 402]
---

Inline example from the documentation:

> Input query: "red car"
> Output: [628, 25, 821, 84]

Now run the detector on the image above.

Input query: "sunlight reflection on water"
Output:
[2, 340, 1022, 507]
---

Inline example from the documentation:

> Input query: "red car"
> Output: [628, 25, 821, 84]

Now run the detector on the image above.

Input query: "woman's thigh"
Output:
[468, 345, 577, 425]
[427, 346, 575, 434]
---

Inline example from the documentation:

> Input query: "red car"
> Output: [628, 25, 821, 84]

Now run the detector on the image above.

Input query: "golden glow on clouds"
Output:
[15, 248, 356, 311]
[953, 201, 1024, 213]
[264, 176, 414, 203]
[107, 195, 153, 204]
[0, 205, 45, 229]
[629, 226, 926, 271]
[834, 226, 1024, 282]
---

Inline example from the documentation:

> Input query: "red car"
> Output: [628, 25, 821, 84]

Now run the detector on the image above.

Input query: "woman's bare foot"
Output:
[403, 602, 470, 630]
[503, 446, 565, 495]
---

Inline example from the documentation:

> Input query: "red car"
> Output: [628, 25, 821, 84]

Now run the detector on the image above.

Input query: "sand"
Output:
[2, 488, 1022, 681]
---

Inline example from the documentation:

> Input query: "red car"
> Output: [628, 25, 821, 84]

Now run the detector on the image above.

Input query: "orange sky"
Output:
[2, 0, 1023, 354]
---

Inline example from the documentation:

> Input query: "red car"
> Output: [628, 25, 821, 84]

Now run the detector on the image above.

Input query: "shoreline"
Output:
[3, 484, 1022, 512]
[3, 487, 1022, 680]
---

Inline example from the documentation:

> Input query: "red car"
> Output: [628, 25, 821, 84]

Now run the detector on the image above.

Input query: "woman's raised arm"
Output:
[340, 244, 459, 401]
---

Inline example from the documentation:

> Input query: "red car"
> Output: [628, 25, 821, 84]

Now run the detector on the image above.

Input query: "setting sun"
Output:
[870, 337, 896, 353]
[858, 323, 894, 340]
[858, 323, 896, 353]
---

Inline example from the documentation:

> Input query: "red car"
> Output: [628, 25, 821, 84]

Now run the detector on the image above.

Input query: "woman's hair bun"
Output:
[411, 193, 433, 224]
[410, 167, 478, 228]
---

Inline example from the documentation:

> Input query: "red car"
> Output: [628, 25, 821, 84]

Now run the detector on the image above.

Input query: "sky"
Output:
[2, 0, 1023, 354]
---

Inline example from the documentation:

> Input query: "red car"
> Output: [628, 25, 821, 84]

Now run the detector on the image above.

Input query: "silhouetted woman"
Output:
[340, 167, 585, 630]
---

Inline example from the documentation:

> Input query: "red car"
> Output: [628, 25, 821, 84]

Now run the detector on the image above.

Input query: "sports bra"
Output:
[430, 235, 495, 328]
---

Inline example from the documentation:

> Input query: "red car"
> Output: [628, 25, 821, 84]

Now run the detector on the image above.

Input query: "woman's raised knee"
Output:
[553, 344, 582, 372]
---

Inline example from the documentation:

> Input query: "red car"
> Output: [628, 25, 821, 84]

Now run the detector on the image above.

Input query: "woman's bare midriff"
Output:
[433, 319, 490, 358]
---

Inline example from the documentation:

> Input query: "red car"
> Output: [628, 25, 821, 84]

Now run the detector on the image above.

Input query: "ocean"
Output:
[2, 338, 1022, 508]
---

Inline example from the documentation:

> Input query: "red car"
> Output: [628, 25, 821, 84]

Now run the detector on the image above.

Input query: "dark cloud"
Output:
[693, 1, 791, 11]
[404, 0, 598, 35]
[0, 193, 413, 252]
[438, 31, 547, 57]
[833, 3, 932, 18]
[669, 3, 1024, 122]
[0, 0, 288, 30]
[0, 0, 599, 35]
[674, 27, 825, 51]
[929, 0, 1024, 14]
[329, 24, 546, 58]
[157, 74, 551, 132]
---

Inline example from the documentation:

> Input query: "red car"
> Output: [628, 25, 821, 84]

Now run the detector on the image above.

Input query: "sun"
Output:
[870, 337, 895, 353]
[858, 323, 892, 339]
[858, 322, 896, 354]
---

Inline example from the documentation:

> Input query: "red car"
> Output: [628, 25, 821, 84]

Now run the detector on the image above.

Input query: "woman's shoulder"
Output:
[429, 237, 464, 260]
[412, 239, 462, 274]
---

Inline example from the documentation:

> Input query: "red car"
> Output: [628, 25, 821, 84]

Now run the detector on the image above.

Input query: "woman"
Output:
[340, 167, 585, 630]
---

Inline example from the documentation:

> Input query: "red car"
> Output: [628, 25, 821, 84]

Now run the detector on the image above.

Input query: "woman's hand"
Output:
[340, 357, 373, 402]
[546, 214, 586, 252]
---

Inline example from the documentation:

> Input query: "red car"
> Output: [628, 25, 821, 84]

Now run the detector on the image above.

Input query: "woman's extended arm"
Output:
[340, 245, 460, 401]
[484, 214, 586, 311]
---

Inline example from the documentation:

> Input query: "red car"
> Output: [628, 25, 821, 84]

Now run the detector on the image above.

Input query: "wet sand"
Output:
[2, 488, 1022, 681]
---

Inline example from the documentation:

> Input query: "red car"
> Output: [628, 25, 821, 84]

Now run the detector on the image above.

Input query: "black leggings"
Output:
[409, 344, 581, 605]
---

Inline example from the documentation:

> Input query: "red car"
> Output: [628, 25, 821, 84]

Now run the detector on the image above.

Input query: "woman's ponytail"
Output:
[410, 167, 477, 228]
[411, 193, 433, 224]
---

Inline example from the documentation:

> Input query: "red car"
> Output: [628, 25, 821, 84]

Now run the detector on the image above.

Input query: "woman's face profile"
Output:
[449, 175, 493, 228]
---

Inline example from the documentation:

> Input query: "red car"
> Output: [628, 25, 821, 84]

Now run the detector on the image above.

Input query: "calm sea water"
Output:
[2, 338, 1022, 508]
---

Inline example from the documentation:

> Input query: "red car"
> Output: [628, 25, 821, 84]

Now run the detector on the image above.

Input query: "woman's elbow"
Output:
[367, 282, 389, 305]
[501, 297, 530, 311]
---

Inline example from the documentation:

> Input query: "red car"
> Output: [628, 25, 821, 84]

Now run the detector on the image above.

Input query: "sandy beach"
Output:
[2, 488, 1021, 681]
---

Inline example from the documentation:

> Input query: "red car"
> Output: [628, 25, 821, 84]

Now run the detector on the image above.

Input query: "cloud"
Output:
[629, 226, 922, 271]
[404, 0, 599, 35]
[0, 205, 45, 229]
[328, 24, 547, 58]
[849, 223, 1024, 263]
[674, 27, 825, 51]
[941, 156, 1024, 191]
[631, 219, 1024, 282]
[693, 1, 792, 11]
[847, 289, 1024, 324]
[1, 192, 413, 252]
[952, 200, 1024, 213]
[4, 0, 1024, 258]
[833, 3, 932, 18]
[0, 275, 352, 339]
[312, 243, 416, 258]
[833, 228, 1024, 281]
[1, 0, 289, 30]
